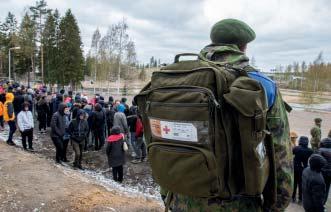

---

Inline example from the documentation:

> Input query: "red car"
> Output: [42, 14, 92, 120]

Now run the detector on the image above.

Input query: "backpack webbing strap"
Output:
[164, 191, 173, 212]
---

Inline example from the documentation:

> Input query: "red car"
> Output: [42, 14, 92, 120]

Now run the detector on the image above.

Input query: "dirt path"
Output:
[0, 141, 162, 212]
[0, 140, 307, 212]
[288, 110, 331, 138]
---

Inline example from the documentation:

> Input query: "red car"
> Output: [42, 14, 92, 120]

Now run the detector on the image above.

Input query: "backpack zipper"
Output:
[140, 86, 220, 110]
[150, 102, 208, 107]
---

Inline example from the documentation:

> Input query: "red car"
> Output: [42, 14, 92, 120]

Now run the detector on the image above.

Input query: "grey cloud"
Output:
[1, 0, 330, 71]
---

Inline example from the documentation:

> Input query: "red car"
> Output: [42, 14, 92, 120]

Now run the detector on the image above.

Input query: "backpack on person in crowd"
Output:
[134, 53, 276, 205]
[135, 116, 144, 138]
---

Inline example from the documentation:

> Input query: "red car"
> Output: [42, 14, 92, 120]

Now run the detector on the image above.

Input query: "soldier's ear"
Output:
[239, 44, 247, 53]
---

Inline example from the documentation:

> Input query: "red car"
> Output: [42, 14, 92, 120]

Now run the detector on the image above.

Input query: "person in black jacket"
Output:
[69, 109, 89, 169]
[52, 94, 63, 114]
[91, 103, 106, 150]
[108, 96, 114, 107]
[292, 136, 313, 203]
[104, 103, 115, 137]
[302, 154, 326, 212]
[106, 126, 126, 183]
[37, 95, 49, 134]
[318, 137, 331, 203]
[47, 92, 53, 127]
[13, 88, 24, 116]
[50, 103, 68, 164]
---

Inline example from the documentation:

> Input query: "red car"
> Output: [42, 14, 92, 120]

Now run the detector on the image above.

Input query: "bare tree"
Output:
[90, 28, 101, 92]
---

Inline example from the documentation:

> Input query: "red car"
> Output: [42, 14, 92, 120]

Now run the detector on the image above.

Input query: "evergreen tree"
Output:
[0, 12, 19, 77]
[43, 11, 59, 84]
[30, 0, 51, 83]
[0, 21, 5, 75]
[301, 61, 307, 72]
[17, 13, 36, 76]
[293, 62, 300, 75]
[150, 56, 154, 67]
[0, 12, 18, 39]
[58, 9, 84, 88]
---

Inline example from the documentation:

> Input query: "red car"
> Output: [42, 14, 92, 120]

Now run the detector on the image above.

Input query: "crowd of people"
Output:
[0, 81, 145, 183]
[291, 118, 331, 211]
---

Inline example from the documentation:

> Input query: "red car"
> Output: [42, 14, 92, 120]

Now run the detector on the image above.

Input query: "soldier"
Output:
[168, 19, 293, 211]
[310, 118, 322, 151]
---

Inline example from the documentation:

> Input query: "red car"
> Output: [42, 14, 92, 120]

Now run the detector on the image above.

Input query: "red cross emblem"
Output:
[163, 126, 171, 134]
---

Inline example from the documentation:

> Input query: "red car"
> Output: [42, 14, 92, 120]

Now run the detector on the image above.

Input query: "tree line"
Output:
[85, 19, 165, 83]
[0, 0, 84, 88]
[268, 52, 331, 92]
[85, 19, 137, 82]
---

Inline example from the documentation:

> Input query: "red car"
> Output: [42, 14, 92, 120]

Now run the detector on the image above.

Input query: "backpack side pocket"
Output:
[224, 77, 270, 195]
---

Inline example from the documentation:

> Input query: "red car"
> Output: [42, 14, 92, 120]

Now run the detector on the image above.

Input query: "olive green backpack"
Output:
[135, 53, 276, 207]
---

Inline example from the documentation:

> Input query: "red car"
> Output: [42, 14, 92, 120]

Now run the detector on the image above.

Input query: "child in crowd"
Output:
[317, 137, 331, 204]
[292, 136, 313, 203]
[302, 154, 326, 212]
[17, 102, 34, 150]
[106, 126, 126, 183]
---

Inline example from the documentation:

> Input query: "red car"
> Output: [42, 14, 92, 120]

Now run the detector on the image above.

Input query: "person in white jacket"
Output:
[17, 102, 34, 150]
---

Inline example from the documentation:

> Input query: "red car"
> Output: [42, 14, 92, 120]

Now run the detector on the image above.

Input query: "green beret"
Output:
[314, 118, 322, 123]
[210, 19, 256, 45]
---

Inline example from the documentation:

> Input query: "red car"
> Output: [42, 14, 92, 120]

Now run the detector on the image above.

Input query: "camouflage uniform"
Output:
[310, 125, 321, 151]
[166, 44, 293, 212]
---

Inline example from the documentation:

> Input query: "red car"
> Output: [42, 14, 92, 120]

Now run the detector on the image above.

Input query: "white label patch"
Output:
[150, 118, 198, 142]
[256, 141, 266, 163]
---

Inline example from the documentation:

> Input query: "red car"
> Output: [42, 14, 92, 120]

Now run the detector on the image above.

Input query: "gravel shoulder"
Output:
[0, 141, 162, 212]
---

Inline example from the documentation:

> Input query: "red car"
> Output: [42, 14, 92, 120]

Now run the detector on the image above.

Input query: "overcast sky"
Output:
[1, 0, 330, 71]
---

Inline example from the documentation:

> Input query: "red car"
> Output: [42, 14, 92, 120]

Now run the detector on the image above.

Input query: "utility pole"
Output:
[94, 41, 98, 94]
[39, 8, 44, 84]
[8, 47, 21, 82]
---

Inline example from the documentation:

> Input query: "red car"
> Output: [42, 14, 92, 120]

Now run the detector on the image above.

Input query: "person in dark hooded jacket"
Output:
[52, 94, 63, 114]
[106, 126, 126, 183]
[292, 136, 313, 202]
[318, 137, 331, 203]
[91, 103, 106, 150]
[83, 103, 93, 151]
[302, 154, 326, 212]
[50, 103, 67, 163]
[69, 109, 89, 169]
[37, 95, 49, 134]
[13, 88, 24, 115]
[105, 103, 115, 136]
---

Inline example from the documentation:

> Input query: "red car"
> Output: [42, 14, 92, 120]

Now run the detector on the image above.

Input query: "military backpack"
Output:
[135, 53, 275, 205]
